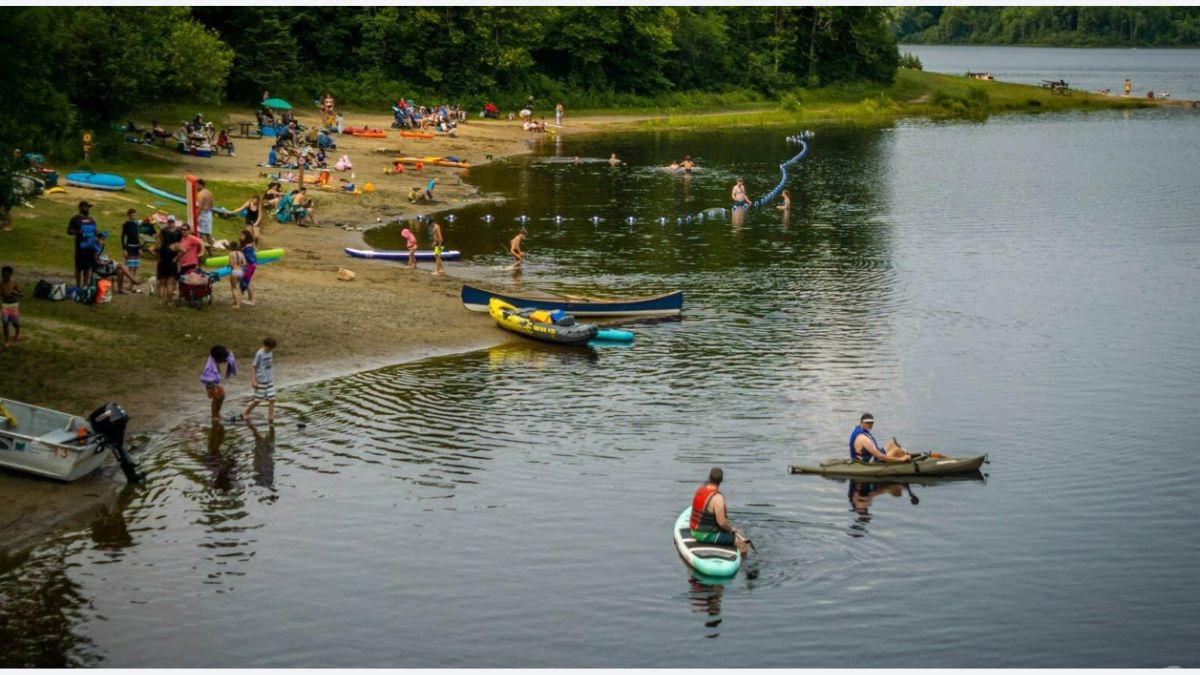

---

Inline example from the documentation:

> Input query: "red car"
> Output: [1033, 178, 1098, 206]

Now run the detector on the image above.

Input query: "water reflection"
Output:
[845, 474, 986, 536]
[687, 575, 726, 638]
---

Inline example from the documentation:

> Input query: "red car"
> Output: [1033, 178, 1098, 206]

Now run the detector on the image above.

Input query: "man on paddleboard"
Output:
[689, 467, 749, 555]
[849, 413, 911, 463]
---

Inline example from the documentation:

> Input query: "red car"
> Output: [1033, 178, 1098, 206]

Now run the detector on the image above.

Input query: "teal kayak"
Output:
[788, 453, 987, 477]
[673, 507, 740, 578]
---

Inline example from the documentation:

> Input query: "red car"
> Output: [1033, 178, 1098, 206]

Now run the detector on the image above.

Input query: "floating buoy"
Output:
[625, 216, 635, 225]
[517, 214, 529, 223]
[656, 217, 667, 225]
[590, 215, 602, 224]
[483, 214, 494, 223]
[554, 215, 564, 224]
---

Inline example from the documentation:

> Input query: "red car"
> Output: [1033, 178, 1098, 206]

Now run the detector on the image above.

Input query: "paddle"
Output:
[903, 483, 920, 506]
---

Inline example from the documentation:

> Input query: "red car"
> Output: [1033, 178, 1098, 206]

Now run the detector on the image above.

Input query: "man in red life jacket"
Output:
[689, 467, 748, 555]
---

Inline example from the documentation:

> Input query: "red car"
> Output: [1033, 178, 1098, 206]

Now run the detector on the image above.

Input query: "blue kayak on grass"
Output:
[66, 173, 126, 191]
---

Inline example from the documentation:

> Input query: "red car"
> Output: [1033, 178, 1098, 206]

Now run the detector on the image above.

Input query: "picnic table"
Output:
[238, 121, 262, 138]
[1041, 79, 1071, 95]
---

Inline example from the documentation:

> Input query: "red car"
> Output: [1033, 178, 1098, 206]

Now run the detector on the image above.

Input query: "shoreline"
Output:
[0, 71, 1180, 544]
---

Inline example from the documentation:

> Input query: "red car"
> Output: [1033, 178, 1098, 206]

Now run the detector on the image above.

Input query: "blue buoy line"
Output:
[749, 131, 812, 210]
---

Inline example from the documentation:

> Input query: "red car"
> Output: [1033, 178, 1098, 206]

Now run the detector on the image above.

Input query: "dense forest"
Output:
[894, 7, 1200, 47]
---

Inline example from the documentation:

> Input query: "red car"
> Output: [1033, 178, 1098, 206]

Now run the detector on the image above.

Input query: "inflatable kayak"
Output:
[673, 508, 740, 578]
[489, 298, 598, 346]
[133, 179, 232, 215]
[788, 453, 988, 477]
[204, 248, 286, 268]
[66, 172, 126, 191]
[344, 247, 461, 262]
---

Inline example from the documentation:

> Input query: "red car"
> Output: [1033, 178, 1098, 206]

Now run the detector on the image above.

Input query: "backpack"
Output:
[75, 278, 98, 304]
[33, 279, 52, 300]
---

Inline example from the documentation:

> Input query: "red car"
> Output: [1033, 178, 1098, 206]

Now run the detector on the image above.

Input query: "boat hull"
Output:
[462, 284, 682, 317]
[345, 247, 461, 261]
[488, 298, 598, 345]
[0, 399, 109, 481]
[788, 454, 988, 477]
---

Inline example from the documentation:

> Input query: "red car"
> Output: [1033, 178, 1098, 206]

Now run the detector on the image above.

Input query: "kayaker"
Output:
[850, 413, 911, 463]
[689, 467, 749, 556]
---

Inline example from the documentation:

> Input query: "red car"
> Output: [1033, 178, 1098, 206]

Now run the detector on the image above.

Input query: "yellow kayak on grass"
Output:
[488, 298, 598, 345]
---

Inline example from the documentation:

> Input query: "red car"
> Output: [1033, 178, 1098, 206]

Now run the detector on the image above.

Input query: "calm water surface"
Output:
[903, 44, 1200, 99]
[3, 107, 1199, 666]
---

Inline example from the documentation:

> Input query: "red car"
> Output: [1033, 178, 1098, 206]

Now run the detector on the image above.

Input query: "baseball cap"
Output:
[166, 214, 177, 222]
[78, 200, 93, 209]
[860, 413, 875, 423]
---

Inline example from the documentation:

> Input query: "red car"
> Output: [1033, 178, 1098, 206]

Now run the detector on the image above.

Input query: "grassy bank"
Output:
[611, 69, 1157, 129]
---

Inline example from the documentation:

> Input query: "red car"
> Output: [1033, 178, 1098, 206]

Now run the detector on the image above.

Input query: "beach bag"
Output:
[75, 279, 97, 304]
[549, 309, 574, 326]
[529, 310, 553, 324]
[49, 283, 68, 301]
[33, 279, 52, 300]
[96, 279, 112, 304]
[334, 155, 351, 171]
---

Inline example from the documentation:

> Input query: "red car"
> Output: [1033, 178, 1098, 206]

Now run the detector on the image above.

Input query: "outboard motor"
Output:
[88, 403, 145, 483]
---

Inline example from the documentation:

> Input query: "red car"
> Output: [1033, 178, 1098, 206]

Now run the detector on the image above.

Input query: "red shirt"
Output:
[177, 234, 203, 268]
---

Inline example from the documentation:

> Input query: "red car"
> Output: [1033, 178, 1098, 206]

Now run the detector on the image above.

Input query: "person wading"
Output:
[689, 467, 749, 556]
[849, 413, 911, 463]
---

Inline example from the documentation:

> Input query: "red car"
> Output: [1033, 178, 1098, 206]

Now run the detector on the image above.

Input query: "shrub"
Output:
[899, 51, 924, 71]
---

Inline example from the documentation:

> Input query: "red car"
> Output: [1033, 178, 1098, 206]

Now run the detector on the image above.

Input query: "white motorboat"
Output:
[0, 399, 143, 482]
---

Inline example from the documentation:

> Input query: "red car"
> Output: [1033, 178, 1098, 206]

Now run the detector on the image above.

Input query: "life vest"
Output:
[849, 425, 880, 462]
[689, 484, 720, 531]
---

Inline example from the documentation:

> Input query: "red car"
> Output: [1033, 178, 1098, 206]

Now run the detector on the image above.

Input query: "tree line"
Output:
[894, 7, 1200, 47]
[2, 6, 900, 215]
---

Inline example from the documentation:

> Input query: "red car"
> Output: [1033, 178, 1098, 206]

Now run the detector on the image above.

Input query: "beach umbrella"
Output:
[262, 98, 293, 110]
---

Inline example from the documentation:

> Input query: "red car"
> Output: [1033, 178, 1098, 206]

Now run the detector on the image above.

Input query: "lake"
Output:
[3, 104, 1199, 666]
[902, 43, 1200, 99]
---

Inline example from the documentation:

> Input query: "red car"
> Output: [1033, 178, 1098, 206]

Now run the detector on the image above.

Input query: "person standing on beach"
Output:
[1124, 78, 1132, 96]
[174, 222, 204, 276]
[156, 215, 182, 304]
[1, 266, 22, 349]
[431, 220, 445, 276]
[196, 179, 215, 250]
[509, 228, 527, 269]
[118, 208, 141, 294]
[555, 102, 563, 127]
[425, 177, 438, 203]
[67, 200, 98, 288]
[401, 226, 418, 269]
[200, 345, 237, 423]
[242, 337, 277, 423]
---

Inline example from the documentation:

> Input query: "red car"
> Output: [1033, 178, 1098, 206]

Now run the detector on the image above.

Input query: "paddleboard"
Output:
[204, 248, 286, 268]
[345, 247, 461, 262]
[673, 507, 740, 578]
[65, 172, 126, 191]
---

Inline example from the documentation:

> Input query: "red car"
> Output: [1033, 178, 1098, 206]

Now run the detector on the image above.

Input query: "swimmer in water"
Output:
[680, 155, 695, 173]
[668, 162, 680, 171]
[731, 178, 751, 208]
[777, 189, 791, 212]
[609, 153, 620, 166]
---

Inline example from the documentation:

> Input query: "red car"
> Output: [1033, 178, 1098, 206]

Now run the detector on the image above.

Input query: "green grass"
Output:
[627, 69, 1155, 130]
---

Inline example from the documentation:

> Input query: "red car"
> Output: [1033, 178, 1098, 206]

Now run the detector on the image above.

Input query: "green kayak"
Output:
[788, 453, 987, 477]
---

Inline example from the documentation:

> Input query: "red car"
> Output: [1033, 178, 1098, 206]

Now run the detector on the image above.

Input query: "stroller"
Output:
[176, 269, 216, 308]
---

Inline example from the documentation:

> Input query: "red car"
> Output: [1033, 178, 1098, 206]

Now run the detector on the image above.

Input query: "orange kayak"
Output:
[398, 131, 434, 139]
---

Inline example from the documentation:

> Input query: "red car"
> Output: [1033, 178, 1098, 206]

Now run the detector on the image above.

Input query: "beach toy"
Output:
[415, 162, 424, 171]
